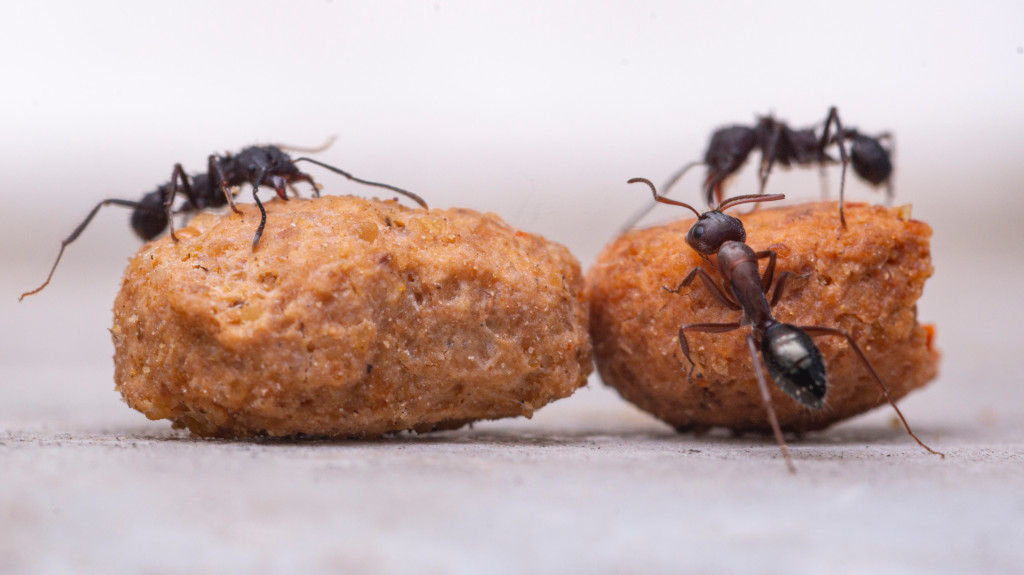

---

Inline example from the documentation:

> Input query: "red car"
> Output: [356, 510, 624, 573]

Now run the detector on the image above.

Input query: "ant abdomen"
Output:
[130, 189, 169, 241]
[849, 135, 893, 186]
[760, 323, 828, 410]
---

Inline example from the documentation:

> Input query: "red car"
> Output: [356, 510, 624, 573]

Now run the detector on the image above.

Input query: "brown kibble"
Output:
[586, 202, 939, 433]
[112, 196, 592, 438]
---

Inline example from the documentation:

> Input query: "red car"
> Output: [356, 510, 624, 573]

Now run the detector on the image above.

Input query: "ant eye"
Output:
[691, 225, 704, 239]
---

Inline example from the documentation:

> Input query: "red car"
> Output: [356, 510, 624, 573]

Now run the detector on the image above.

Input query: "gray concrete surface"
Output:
[2, 239, 1023, 574]
[2, 376, 1022, 575]
[2, 373, 1023, 575]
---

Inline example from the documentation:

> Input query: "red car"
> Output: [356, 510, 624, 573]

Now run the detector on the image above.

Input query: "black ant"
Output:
[627, 177, 941, 473]
[203, 145, 427, 249]
[623, 107, 893, 230]
[20, 143, 427, 301]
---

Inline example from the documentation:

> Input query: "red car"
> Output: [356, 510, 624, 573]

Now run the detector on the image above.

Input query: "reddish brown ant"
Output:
[627, 177, 941, 473]
[20, 143, 426, 301]
[623, 107, 893, 230]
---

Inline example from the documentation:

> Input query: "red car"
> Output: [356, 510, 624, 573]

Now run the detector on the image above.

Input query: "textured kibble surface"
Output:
[587, 202, 938, 433]
[112, 195, 592, 437]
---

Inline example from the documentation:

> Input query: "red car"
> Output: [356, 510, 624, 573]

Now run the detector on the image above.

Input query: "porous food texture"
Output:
[113, 196, 592, 437]
[587, 202, 938, 432]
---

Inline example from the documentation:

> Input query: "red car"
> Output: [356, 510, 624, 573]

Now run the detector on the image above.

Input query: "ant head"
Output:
[263, 145, 297, 171]
[627, 178, 785, 257]
[686, 210, 745, 256]
[131, 188, 169, 241]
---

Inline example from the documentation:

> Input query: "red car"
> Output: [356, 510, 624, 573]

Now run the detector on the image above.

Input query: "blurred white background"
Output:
[2, 1, 1022, 372]
[2, 2, 1024, 573]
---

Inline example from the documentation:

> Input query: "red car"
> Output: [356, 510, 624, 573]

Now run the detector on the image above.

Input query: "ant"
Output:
[203, 145, 427, 249]
[622, 107, 893, 230]
[20, 143, 427, 301]
[627, 177, 941, 473]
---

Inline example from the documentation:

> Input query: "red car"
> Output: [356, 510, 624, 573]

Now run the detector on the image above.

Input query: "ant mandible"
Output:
[623, 107, 893, 230]
[627, 177, 941, 473]
[20, 142, 427, 301]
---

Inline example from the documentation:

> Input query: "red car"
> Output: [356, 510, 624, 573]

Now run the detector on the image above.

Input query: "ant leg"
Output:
[165, 165, 181, 242]
[799, 325, 944, 458]
[739, 128, 780, 217]
[746, 334, 796, 473]
[166, 163, 197, 242]
[703, 172, 729, 207]
[664, 267, 741, 311]
[209, 155, 242, 215]
[753, 250, 777, 293]
[292, 157, 427, 209]
[752, 250, 809, 307]
[250, 169, 270, 250]
[678, 322, 743, 383]
[619, 161, 702, 232]
[169, 163, 201, 208]
[818, 107, 838, 156]
[814, 117, 840, 200]
[20, 199, 152, 300]
[876, 132, 896, 205]
[295, 171, 321, 198]
[821, 107, 850, 227]
[768, 271, 803, 307]
[818, 164, 829, 200]
[758, 124, 784, 196]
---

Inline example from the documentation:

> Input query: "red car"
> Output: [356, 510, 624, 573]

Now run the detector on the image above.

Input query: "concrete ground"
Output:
[2, 234, 1023, 574]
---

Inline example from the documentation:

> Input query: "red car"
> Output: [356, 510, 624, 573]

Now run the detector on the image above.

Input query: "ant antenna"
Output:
[716, 193, 786, 213]
[628, 178, 786, 220]
[620, 161, 703, 232]
[627, 178, 701, 218]
[275, 135, 338, 154]
[293, 157, 429, 209]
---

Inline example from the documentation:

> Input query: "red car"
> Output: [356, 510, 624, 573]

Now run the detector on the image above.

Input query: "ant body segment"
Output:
[20, 144, 426, 301]
[627, 177, 941, 473]
[623, 107, 893, 230]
